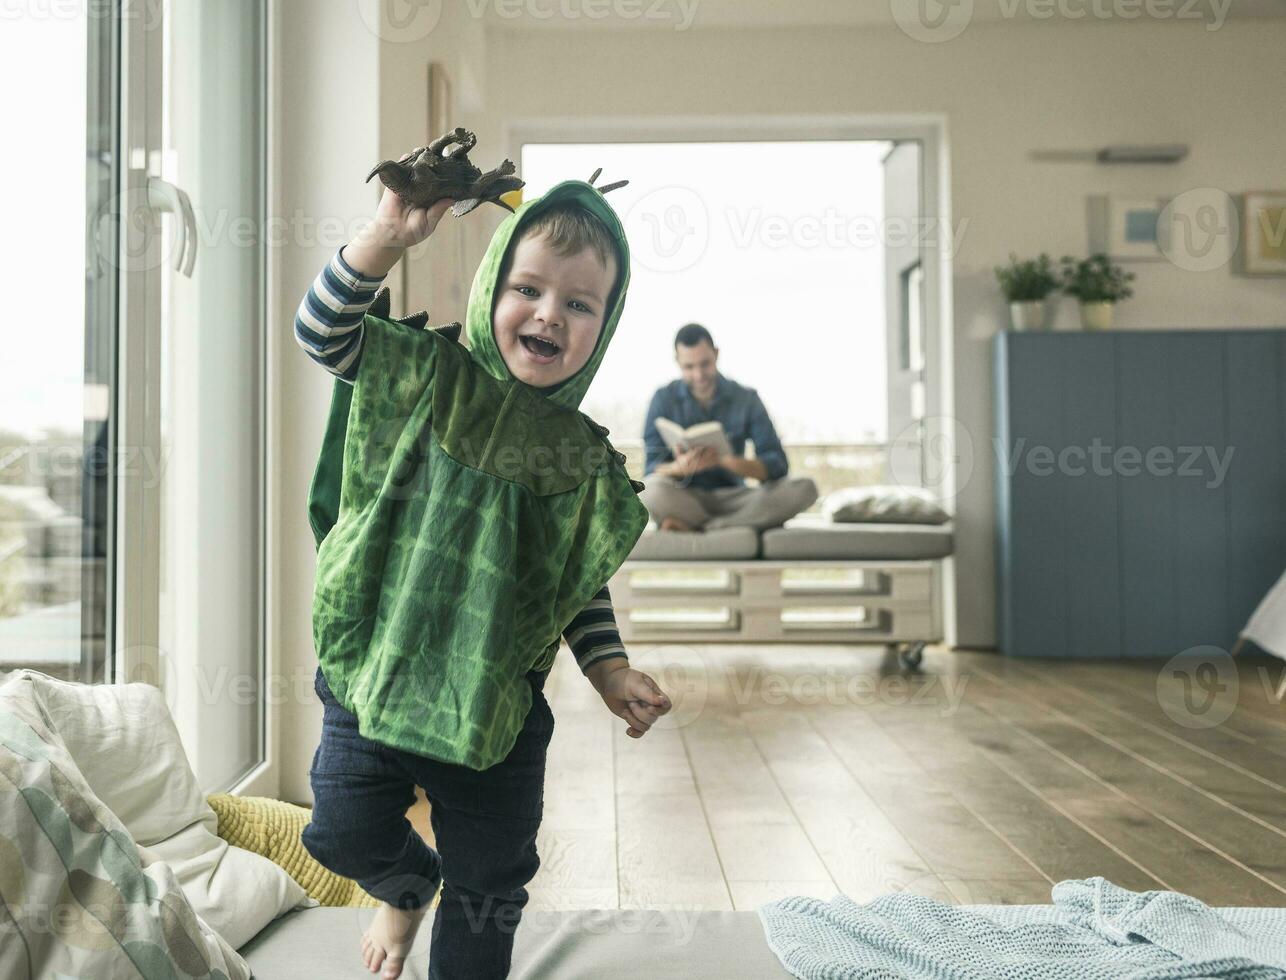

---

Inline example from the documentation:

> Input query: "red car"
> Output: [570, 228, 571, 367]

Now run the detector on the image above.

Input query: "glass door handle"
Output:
[145, 177, 198, 277]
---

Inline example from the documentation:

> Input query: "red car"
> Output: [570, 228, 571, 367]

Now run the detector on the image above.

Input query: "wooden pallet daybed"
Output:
[608, 514, 954, 668]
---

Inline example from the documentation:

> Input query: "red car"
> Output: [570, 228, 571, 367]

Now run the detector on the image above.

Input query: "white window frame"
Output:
[113, 0, 279, 797]
[114, 0, 164, 688]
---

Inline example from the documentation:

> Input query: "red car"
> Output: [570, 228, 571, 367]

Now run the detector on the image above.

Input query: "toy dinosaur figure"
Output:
[358, 164, 628, 341]
[366, 128, 525, 217]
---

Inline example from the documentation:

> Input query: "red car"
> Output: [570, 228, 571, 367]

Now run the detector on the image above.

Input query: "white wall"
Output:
[377, 4, 502, 321]
[481, 16, 1286, 649]
[272, 1, 492, 804]
[272, 0, 380, 803]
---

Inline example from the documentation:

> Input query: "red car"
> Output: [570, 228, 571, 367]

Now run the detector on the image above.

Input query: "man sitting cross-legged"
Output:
[640, 323, 817, 533]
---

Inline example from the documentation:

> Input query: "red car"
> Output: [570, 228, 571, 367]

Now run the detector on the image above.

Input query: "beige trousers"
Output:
[639, 475, 819, 532]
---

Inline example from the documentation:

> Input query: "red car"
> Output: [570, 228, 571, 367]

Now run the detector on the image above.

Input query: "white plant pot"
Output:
[1008, 300, 1049, 331]
[1079, 301, 1115, 331]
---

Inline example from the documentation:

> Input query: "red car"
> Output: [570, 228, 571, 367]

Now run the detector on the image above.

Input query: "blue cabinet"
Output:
[994, 330, 1286, 658]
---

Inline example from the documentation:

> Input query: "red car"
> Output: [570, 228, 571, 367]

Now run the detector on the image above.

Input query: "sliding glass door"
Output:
[154, 0, 267, 794]
[1, 0, 269, 794]
[0, 2, 118, 684]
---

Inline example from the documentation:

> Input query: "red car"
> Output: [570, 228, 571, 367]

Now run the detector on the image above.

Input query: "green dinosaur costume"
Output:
[306, 179, 649, 770]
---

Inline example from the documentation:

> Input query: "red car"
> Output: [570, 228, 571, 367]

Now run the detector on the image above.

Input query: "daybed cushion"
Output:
[761, 517, 954, 561]
[628, 525, 760, 560]
[239, 906, 792, 979]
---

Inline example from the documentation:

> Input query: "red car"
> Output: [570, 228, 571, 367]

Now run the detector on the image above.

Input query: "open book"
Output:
[654, 416, 733, 457]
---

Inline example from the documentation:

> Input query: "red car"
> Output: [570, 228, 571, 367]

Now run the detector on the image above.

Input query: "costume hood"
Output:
[463, 179, 630, 411]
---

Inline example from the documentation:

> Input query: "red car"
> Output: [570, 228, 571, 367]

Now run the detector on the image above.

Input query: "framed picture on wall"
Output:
[428, 62, 452, 137]
[1089, 195, 1168, 261]
[421, 62, 454, 316]
[373, 150, 408, 317]
[1239, 192, 1286, 276]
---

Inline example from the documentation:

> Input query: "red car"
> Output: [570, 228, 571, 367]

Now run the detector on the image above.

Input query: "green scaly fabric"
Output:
[306, 180, 649, 770]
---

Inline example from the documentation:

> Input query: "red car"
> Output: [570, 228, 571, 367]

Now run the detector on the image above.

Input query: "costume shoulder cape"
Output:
[307, 180, 649, 770]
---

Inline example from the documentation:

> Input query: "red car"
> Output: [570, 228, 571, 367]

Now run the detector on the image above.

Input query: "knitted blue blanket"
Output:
[758, 878, 1286, 979]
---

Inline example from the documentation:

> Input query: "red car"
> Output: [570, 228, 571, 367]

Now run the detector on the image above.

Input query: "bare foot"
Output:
[660, 516, 696, 532]
[361, 902, 427, 979]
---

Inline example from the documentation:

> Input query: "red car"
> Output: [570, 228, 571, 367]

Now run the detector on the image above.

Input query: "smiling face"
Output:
[492, 230, 618, 389]
[676, 339, 719, 402]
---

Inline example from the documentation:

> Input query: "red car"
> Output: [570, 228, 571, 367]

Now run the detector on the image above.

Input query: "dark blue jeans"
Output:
[301, 666, 554, 980]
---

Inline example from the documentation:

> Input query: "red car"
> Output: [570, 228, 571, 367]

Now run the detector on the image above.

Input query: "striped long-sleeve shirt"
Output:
[295, 245, 629, 675]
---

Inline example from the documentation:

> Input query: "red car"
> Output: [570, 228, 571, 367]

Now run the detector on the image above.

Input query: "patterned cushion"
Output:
[0, 672, 250, 979]
[4, 669, 310, 950]
[207, 794, 380, 909]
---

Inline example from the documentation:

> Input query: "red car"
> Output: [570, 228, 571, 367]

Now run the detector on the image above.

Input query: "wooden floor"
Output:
[412, 645, 1286, 911]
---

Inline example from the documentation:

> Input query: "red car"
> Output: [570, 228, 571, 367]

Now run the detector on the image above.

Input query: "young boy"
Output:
[293, 170, 671, 979]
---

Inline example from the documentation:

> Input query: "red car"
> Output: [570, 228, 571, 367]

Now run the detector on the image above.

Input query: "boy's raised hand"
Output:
[345, 151, 460, 278]
[370, 184, 457, 250]
[593, 664, 672, 739]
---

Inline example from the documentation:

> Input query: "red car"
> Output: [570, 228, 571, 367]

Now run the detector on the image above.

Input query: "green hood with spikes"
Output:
[306, 179, 648, 771]
[462, 178, 631, 410]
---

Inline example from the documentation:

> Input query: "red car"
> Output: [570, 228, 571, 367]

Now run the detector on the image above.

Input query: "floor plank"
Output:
[951, 670, 1286, 905]
[1001, 655, 1286, 773]
[979, 661, 1286, 831]
[819, 703, 1160, 891]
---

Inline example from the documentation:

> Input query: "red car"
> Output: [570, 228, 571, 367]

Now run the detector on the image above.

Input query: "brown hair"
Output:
[495, 203, 620, 302]
[521, 202, 617, 271]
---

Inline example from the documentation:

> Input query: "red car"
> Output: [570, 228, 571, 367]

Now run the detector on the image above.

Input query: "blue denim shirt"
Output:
[643, 373, 789, 489]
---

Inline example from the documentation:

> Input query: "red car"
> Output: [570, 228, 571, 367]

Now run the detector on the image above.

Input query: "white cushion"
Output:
[821, 485, 949, 525]
[3, 669, 312, 949]
[0, 670, 251, 979]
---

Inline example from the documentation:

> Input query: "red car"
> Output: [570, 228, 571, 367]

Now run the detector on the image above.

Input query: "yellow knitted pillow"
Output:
[207, 794, 380, 908]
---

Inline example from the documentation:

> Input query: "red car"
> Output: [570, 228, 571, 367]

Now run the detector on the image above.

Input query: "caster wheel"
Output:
[898, 642, 925, 671]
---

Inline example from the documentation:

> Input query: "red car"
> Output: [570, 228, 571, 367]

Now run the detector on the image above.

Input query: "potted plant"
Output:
[1060, 253, 1135, 330]
[994, 253, 1061, 331]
